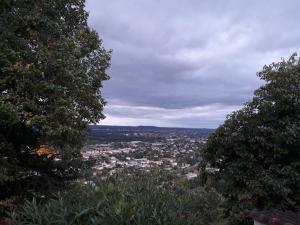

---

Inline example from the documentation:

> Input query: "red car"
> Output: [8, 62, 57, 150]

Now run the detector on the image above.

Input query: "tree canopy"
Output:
[0, 0, 110, 205]
[201, 54, 300, 219]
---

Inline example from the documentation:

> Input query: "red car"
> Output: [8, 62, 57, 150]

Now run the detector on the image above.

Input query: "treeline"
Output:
[86, 125, 213, 144]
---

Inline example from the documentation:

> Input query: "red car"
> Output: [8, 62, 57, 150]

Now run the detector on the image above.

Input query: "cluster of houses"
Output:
[82, 136, 206, 179]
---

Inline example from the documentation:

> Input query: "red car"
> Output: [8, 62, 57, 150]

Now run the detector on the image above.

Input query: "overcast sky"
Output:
[86, 0, 300, 128]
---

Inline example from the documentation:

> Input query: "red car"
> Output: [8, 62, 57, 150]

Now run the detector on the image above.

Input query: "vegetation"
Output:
[12, 171, 227, 225]
[201, 54, 300, 222]
[0, 0, 110, 215]
[1, 0, 299, 224]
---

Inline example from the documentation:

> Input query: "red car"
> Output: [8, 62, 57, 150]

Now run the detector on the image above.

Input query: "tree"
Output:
[0, 0, 110, 206]
[200, 54, 300, 220]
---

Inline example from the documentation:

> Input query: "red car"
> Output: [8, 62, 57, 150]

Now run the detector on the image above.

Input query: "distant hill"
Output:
[86, 125, 214, 144]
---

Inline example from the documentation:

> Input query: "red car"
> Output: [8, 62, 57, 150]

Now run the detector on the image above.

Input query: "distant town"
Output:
[82, 125, 213, 179]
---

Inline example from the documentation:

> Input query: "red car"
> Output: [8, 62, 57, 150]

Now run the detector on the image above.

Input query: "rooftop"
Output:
[245, 209, 300, 225]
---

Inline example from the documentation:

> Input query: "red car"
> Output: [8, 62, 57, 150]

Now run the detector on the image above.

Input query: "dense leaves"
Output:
[12, 171, 227, 225]
[0, 0, 110, 213]
[201, 54, 300, 220]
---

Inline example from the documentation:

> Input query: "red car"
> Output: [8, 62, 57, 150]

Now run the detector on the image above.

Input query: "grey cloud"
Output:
[86, 0, 300, 127]
[101, 104, 240, 128]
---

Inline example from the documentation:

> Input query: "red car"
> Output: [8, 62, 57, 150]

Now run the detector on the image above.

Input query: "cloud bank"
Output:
[86, 0, 300, 128]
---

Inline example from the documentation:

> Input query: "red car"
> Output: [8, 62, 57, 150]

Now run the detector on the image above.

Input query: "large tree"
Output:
[0, 0, 110, 204]
[201, 54, 300, 220]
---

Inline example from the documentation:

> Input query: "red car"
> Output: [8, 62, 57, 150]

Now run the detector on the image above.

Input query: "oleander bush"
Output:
[12, 171, 227, 225]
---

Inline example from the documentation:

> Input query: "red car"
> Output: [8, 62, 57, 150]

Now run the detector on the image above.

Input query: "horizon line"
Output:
[91, 124, 215, 130]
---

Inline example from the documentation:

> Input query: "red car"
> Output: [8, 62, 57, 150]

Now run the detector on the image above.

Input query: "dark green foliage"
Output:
[12, 171, 227, 225]
[0, 0, 110, 214]
[201, 54, 300, 220]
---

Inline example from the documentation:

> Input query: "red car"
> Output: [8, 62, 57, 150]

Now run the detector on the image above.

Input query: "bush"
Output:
[12, 171, 227, 225]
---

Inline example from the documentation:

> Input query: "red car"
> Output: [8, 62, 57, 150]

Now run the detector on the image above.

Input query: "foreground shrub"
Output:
[12, 171, 227, 225]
